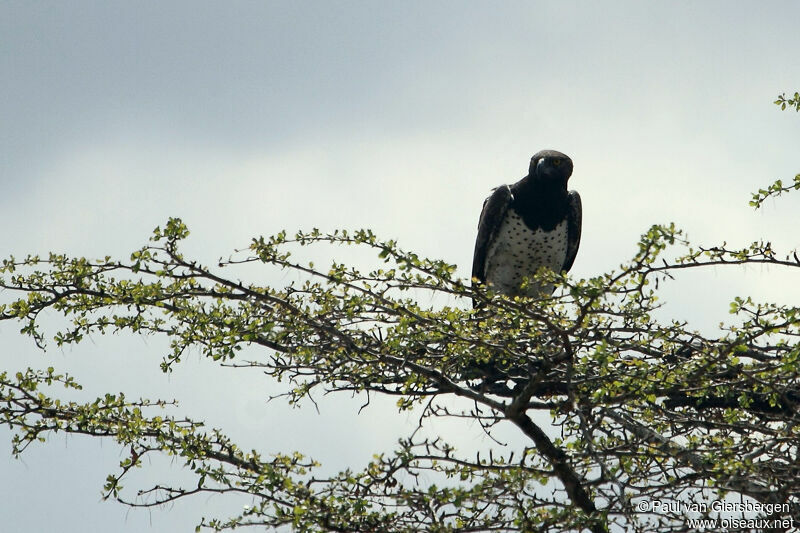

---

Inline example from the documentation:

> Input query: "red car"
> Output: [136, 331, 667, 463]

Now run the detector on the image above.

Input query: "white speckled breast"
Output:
[484, 210, 568, 297]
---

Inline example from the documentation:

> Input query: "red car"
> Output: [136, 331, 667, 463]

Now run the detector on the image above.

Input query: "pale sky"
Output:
[2, 2, 800, 532]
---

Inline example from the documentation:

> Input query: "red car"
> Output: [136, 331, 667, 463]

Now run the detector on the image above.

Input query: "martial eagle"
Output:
[472, 150, 582, 302]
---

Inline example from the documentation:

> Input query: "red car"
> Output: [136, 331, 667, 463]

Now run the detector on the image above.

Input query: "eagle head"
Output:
[529, 150, 573, 184]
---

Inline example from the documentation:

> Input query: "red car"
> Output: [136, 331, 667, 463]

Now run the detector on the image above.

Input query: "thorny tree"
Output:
[2, 94, 800, 532]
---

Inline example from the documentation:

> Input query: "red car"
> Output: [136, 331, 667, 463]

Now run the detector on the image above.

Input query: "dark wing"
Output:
[561, 190, 582, 272]
[472, 185, 513, 283]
